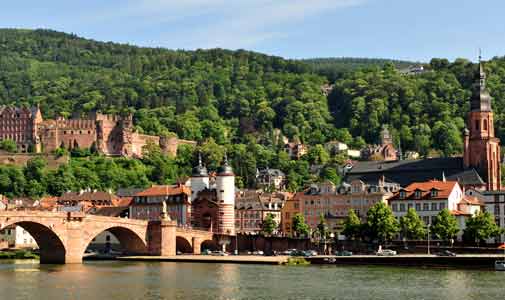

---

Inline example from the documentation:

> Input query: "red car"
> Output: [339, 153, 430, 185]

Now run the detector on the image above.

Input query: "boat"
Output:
[495, 243, 505, 271]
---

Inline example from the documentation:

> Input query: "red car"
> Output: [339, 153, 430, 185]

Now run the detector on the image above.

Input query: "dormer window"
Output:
[415, 190, 421, 199]
[431, 189, 438, 198]
[400, 191, 406, 199]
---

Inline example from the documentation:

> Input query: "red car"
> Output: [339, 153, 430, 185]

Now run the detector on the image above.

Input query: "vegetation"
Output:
[431, 209, 459, 241]
[262, 213, 278, 236]
[0, 139, 17, 153]
[399, 208, 427, 240]
[342, 209, 362, 240]
[463, 211, 503, 246]
[0, 250, 39, 259]
[292, 213, 310, 238]
[3, 29, 505, 192]
[363, 202, 399, 244]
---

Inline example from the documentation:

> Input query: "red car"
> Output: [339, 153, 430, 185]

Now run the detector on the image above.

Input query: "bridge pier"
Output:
[192, 237, 202, 255]
[147, 220, 177, 256]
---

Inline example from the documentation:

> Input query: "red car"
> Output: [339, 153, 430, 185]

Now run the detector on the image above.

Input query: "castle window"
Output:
[63, 131, 66, 135]
[475, 120, 479, 130]
[484, 119, 488, 131]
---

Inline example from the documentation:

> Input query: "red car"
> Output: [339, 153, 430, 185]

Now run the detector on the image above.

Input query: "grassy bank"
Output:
[0, 250, 39, 259]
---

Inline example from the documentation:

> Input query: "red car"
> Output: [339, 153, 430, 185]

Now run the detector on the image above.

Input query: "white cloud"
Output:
[85, 0, 368, 49]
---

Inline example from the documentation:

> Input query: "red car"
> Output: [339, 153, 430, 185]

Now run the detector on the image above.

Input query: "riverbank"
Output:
[0, 250, 38, 260]
[307, 254, 505, 269]
[117, 254, 289, 265]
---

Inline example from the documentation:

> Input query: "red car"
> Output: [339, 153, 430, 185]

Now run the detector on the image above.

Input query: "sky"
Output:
[0, 0, 504, 62]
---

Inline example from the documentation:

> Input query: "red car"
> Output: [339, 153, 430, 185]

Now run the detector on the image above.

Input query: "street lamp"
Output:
[427, 224, 431, 255]
[329, 232, 335, 255]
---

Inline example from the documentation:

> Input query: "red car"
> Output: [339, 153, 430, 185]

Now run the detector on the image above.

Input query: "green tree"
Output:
[364, 202, 399, 244]
[262, 213, 278, 236]
[431, 209, 459, 241]
[342, 209, 362, 240]
[317, 213, 328, 239]
[399, 208, 427, 240]
[292, 213, 310, 238]
[463, 211, 502, 246]
[0, 139, 17, 152]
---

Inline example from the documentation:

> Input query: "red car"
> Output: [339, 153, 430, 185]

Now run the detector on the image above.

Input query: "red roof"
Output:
[460, 195, 484, 206]
[135, 185, 191, 197]
[389, 180, 458, 201]
[450, 210, 471, 216]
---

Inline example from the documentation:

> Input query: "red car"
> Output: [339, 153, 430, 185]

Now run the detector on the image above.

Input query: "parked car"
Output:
[211, 251, 229, 256]
[376, 249, 397, 256]
[283, 249, 297, 255]
[307, 250, 318, 256]
[289, 250, 308, 257]
[252, 250, 264, 255]
[201, 249, 212, 255]
[436, 250, 456, 257]
[335, 250, 353, 256]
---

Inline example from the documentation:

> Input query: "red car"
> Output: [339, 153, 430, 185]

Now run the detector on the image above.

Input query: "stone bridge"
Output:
[0, 211, 214, 264]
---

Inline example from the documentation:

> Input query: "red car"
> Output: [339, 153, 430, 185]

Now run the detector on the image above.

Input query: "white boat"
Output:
[494, 261, 505, 271]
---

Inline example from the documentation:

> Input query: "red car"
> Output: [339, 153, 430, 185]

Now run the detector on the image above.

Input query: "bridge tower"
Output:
[216, 154, 235, 235]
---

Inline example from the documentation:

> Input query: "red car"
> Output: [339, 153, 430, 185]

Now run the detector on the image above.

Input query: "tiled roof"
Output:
[450, 210, 471, 216]
[345, 157, 482, 187]
[135, 185, 190, 197]
[389, 180, 458, 201]
[460, 195, 484, 206]
[58, 191, 119, 203]
[90, 206, 129, 217]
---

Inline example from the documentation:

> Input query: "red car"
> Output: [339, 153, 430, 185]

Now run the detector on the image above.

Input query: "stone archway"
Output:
[4, 221, 67, 264]
[200, 239, 218, 252]
[83, 226, 148, 256]
[176, 236, 193, 254]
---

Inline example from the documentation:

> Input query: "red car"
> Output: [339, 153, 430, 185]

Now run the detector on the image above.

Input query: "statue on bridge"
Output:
[161, 201, 171, 221]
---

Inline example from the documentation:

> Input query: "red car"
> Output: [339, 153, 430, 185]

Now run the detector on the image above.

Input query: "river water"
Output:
[0, 260, 503, 300]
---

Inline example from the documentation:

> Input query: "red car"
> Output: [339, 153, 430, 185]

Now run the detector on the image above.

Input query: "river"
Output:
[0, 260, 503, 300]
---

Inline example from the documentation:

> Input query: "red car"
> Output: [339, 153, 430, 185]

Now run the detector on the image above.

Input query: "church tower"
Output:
[463, 57, 501, 190]
[190, 153, 209, 202]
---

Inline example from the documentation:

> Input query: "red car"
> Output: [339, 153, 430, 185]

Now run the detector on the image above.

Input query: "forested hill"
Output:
[302, 57, 416, 81]
[2, 28, 505, 159]
[0, 28, 332, 146]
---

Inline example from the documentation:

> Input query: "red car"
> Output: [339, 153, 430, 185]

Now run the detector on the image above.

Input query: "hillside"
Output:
[2, 28, 505, 197]
[302, 57, 416, 81]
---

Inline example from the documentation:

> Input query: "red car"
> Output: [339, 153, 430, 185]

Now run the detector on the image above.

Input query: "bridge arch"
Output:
[176, 236, 193, 254]
[1, 221, 67, 264]
[83, 226, 148, 256]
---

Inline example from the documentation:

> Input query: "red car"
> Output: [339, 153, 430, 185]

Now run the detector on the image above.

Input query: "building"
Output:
[361, 125, 397, 161]
[0, 107, 195, 157]
[280, 196, 301, 236]
[324, 141, 348, 155]
[388, 180, 483, 240]
[256, 168, 286, 191]
[465, 189, 505, 243]
[0, 225, 37, 248]
[191, 155, 236, 235]
[346, 58, 500, 191]
[285, 141, 307, 159]
[291, 179, 398, 235]
[57, 190, 121, 213]
[129, 184, 191, 225]
[234, 190, 289, 234]
[0, 106, 42, 153]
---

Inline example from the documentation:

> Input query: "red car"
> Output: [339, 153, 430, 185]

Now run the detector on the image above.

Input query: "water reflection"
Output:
[0, 261, 504, 300]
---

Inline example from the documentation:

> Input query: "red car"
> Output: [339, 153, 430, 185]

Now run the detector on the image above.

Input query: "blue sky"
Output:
[0, 0, 503, 62]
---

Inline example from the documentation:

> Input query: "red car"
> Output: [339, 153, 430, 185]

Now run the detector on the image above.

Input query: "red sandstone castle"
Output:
[0, 108, 195, 157]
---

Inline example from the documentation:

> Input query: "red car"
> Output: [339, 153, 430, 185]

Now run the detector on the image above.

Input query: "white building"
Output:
[389, 180, 483, 240]
[0, 225, 37, 249]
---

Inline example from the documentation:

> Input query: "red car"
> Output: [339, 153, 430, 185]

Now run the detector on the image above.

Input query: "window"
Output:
[423, 203, 429, 211]
[484, 120, 488, 131]
[399, 204, 405, 212]
[475, 120, 479, 130]
[431, 190, 438, 198]
[439, 203, 445, 210]
[400, 191, 406, 199]
[423, 216, 430, 225]
[415, 203, 421, 211]
[415, 191, 421, 199]
[392, 204, 398, 212]
[408, 203, 413, 210]
[431, 203, 438, 211]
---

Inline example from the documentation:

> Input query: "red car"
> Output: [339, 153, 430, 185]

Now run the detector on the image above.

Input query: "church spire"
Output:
[470, 53, 492, 112]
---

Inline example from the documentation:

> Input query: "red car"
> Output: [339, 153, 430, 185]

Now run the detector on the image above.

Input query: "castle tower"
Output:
[463, 57, 501, 190]
[190, 153, 209, 202]
[216, 154, 235, 235]
[380, 125, 393, 145]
